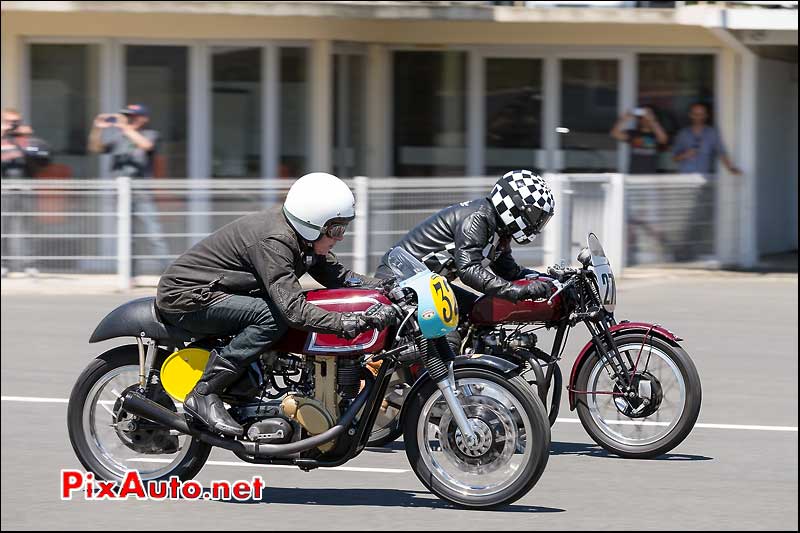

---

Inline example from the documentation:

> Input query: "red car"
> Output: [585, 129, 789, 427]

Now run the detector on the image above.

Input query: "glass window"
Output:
[125, 45, 188, 178]
[393, 51, 467, 177]
[211, 47, 262, 178]
[559, 59, 619, 172]
[29, 44, 101, 178]
[279, 47, 309, 179]
[637, 54, 715, 172]
[333, 53, 366, 178]
[485, 57, 543, 176]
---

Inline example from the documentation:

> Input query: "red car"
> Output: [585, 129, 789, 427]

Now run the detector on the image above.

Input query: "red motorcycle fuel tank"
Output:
[272, 288, 392, 358]
[470, 277, 564, 325]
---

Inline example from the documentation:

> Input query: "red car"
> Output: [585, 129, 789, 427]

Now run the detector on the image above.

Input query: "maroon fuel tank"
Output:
[469, 277, 565, 325]
[272, 288, 392, 358]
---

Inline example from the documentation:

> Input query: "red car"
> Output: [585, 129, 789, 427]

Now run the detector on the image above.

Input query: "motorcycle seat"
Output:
[89, 296, 205, 344]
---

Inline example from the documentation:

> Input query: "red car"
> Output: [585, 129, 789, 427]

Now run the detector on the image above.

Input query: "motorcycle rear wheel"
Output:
[574, 333, 701, 459]
[67, 345, 211, 482]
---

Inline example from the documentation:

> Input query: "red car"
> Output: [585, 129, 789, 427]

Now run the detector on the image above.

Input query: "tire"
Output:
[403, 367, 550, 509]
[574, 333, 701, 459]
[67, 345, 212, 482]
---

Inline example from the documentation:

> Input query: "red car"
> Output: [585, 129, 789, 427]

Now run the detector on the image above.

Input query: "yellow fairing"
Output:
[160, 348, 210, 402]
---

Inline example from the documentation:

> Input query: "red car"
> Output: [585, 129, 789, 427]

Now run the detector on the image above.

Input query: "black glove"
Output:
[377, 277, 398, 294]
[361, 303, 398, 330]
[339, 304, 397, 340]
[364, 277, 398, 294]
[512, 280, 553, 302]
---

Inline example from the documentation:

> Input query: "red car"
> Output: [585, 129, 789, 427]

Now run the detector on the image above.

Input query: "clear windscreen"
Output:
[588, 233, 616, 311]
[387, 247, 429, 282]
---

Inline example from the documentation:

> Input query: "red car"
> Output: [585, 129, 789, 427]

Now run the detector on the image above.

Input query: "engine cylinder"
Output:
[336, 360, 362, 400]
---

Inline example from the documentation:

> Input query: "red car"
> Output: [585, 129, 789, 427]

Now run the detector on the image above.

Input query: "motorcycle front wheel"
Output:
[574, 333, 702, 459]
[67, 345, 211, 482]
[403, 367, 550, 509]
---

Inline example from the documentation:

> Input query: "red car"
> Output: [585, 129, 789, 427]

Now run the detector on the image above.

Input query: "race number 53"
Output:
[430, 275, 459, 327]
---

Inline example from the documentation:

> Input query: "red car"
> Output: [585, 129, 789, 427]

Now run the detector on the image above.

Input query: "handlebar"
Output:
[546, 265, 578, 282]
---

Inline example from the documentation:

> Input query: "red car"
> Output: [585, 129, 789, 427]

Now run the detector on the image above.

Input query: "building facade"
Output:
[1, 1, 797, 267]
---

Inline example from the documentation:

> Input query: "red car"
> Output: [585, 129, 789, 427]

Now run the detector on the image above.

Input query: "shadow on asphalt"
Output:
[213, 487, 565, 512]
[368, 440, 714, 462]
[365, 441, 405, 453]
[551, 441, 713, 461]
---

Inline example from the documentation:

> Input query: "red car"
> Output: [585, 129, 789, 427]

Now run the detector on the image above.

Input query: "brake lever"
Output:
[547, 276, 575, 306]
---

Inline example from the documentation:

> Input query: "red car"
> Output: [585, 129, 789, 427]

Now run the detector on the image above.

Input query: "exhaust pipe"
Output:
[122, 377, 372, 457]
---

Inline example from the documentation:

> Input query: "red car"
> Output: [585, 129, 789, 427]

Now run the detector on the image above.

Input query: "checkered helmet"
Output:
[489, 170, 555, 245]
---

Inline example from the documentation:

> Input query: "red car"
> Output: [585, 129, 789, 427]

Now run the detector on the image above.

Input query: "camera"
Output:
[105, 116, 118, 124]
[6, 120, 23, 136]
[633, 108, 646, 117]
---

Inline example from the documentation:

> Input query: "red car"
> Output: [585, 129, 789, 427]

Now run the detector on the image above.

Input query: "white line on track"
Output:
[3, 395, 797, 432]
[2, 396, 69, 403]
[128, 458, 409, 474]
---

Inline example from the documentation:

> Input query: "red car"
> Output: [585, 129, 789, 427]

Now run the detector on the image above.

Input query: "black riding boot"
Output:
[183, 351, 244, 437]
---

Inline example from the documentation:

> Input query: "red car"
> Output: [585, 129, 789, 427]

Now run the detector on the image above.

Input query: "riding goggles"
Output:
[322, 221, 349, 239]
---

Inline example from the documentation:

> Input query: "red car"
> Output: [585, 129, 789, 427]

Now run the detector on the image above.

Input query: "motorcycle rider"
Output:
[156, 172, 396, 437]
[375, 170, 556, 322]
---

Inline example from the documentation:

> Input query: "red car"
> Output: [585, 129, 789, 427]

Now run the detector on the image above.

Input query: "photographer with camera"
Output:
[89, 104, 170, 273]
[2, 108, 52, 277]
[2, 108, 51, 179]
[610, 105, 668, 174]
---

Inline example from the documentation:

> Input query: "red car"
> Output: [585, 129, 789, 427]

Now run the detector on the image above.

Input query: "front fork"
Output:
[422, 336, 478, 447]
[581, 313, 658, 407]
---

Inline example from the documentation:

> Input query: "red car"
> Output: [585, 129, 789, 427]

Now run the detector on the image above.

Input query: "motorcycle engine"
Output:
[229, 402, 295, 445]
[277, 355, 363, 453]
[479, 329, 538, 355]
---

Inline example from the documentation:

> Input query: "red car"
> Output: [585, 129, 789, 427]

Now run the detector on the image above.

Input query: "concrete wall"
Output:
[756, 57, 799, 255]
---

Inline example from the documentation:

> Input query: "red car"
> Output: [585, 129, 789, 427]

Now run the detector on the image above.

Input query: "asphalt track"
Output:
[1, 273, 797, 530]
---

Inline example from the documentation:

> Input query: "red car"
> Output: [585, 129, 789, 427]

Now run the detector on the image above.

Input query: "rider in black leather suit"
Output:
[375, 170, 556, 323]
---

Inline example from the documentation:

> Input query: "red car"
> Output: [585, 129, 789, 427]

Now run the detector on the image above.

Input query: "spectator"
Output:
[672, 102, 741, 175]
[671, 102, 741, 262]
[610, 106, 668, 174]
[2, 108, 51, 277]
[89, 104, 170, 273]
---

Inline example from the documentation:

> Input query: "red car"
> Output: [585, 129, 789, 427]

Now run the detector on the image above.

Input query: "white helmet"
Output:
[283, 172, 356, 241]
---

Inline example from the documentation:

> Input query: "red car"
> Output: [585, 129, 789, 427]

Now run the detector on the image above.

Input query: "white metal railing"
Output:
[1, 174, 730, 288]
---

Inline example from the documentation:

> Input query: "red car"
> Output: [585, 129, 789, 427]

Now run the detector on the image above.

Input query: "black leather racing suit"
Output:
[375, 198, 537, 319]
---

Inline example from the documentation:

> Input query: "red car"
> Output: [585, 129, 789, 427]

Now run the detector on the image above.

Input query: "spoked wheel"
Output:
[67, 345, 211, 481]
[574, 333, 701, 459]
[403, 368, 550, 509]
